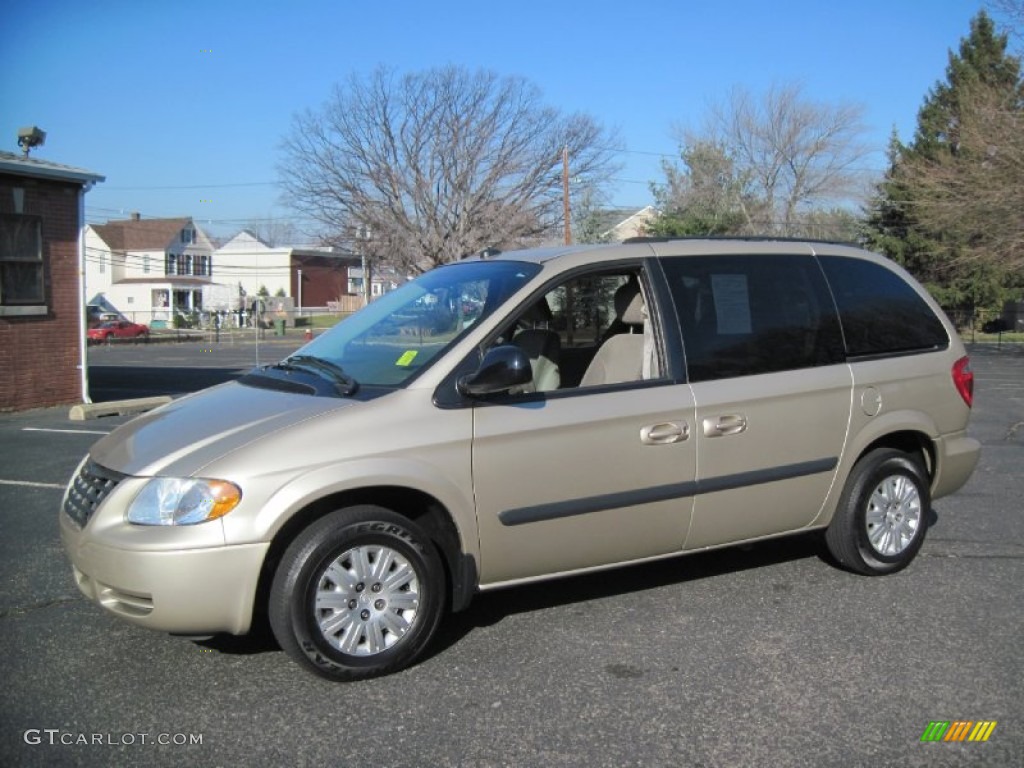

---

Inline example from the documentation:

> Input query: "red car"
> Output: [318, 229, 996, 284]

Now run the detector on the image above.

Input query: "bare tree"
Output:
[279, 66, 620, 271]
[900, 83, 1024, 270]
[244, 216, 298, 247]
[679, 83, 873, 236]
[571, 182, 616, 244]
[989, 0, 1024, 47]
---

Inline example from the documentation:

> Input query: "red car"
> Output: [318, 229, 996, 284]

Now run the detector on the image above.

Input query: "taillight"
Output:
[952, 356, 974, 407]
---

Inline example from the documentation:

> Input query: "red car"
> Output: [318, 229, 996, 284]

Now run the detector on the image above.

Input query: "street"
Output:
[0, 343, 1021, 767]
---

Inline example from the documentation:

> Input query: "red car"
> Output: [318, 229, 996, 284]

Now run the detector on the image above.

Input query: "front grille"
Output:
[64, 459, 126, 528]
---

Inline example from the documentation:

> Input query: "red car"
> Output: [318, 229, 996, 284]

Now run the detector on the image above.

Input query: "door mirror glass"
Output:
[458, 345, 532, 396]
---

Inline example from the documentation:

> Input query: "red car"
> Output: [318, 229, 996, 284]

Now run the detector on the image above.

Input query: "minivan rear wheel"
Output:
[825, 448, 930, 575]
[269, 505, 445, 680]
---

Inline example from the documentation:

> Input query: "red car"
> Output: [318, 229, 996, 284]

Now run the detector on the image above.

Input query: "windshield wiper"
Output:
[274, 355, 359, 396]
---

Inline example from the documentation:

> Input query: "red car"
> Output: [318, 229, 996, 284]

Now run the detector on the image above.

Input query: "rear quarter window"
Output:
[818, 256, 949, 358]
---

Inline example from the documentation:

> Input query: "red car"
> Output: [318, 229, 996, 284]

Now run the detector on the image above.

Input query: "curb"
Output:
[69, 396, 173, 421]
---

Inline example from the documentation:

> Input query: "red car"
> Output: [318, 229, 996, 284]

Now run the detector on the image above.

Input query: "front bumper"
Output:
[60, 512, 269, 635]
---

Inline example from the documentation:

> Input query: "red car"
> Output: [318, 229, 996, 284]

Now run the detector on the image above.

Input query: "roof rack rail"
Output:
[622, 235, 860, 247]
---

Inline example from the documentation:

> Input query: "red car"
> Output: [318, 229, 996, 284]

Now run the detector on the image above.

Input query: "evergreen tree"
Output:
[864, 11, 1024, 311]
[646, 141, 752, 237]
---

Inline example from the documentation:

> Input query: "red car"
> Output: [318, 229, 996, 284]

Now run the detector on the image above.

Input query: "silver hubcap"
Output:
[314, 544, 420, 656]
[864, 474, 922, 556]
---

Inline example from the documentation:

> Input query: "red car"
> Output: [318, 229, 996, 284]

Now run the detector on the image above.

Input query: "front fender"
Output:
[222, 456, 479, 565]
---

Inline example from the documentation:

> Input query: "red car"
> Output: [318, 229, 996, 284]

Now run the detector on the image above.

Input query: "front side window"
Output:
[662, 254, 844, 382]
[0, 214, 44, 309]
[818, 256, 948, 358]
[485, 265, 664, 394]
[285, 260, 541, 388]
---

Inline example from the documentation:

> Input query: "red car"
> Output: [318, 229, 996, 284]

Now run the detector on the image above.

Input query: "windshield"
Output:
[292, 260, 541, 387]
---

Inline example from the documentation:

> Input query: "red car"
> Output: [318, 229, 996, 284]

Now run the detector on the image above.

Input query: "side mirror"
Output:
[458, 345, 532, 397]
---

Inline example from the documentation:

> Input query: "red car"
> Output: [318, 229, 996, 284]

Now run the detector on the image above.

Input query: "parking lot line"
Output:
[0, 479, 65, 489]
[21, 427, 111, 435]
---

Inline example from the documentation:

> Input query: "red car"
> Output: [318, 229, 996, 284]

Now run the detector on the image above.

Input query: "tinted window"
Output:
[662, 255, 844, 382]
[818, 256, 948, 358]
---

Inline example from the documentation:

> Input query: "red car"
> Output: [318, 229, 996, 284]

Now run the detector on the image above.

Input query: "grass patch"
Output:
[299, 313, 354, 331]
[964, 331, 1024, 343]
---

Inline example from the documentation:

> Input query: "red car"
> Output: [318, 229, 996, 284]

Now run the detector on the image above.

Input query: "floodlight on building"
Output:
[17, 126, 46, 156]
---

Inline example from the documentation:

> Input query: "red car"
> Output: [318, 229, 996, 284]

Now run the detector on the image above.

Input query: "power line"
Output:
[88, 144, 890, 193]
[101, 181, 277, 191]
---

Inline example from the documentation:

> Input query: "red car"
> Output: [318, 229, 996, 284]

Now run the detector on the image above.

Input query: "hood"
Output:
[90, 381, 359, 477]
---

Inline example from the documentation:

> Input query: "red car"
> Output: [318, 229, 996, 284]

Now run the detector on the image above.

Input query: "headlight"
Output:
[127, 478, 242, 526]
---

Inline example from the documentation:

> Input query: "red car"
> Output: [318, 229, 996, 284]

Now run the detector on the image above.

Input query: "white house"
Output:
[212, 230, 361, 310]
[211, 230, 293, 299]
[85, 214, 216, 326]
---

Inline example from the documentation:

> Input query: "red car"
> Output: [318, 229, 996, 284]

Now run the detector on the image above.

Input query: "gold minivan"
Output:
[60, 239, 980, 680]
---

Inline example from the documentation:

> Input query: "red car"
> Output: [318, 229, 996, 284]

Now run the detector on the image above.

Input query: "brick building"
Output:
[1, 151, 104, 411]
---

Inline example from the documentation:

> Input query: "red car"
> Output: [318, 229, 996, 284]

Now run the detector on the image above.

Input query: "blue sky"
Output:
[0, 0, 993, 242]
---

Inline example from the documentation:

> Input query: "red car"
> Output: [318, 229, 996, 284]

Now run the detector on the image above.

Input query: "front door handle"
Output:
[702, 414, 748, 437]
[640, 422, 689, 445]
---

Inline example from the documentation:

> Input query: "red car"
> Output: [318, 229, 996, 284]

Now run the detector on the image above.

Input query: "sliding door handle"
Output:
[702, 414, 748, 437]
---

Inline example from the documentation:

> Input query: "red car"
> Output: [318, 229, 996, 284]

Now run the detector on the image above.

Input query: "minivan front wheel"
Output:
[825, 448, 931, 575]
[269, 506, 445, 680]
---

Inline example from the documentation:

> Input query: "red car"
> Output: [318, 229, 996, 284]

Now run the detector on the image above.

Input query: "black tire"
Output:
[269, 505, 445, 681]
[825, 448, 931, 575]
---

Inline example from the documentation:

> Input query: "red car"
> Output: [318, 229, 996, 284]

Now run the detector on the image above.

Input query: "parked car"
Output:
[87, 320, 149, 343]
[981, 317, 1010, 334]
[61, 238, 980, 681]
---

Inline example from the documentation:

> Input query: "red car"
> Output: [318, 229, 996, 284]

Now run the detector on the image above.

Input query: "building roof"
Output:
[0, 150, 105, 186]
[218, 230, 274, 251]
[91, 217, 195, 251]
[600, 205, 657, 241]
[216, 229, 358, 260]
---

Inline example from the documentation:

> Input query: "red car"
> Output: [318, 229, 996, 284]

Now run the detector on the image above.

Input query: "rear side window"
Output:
[662, 255, 845, 382]
[818, 256, 948, 358]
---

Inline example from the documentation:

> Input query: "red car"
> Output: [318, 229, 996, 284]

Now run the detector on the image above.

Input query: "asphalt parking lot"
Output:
[0, 342, 1021, 767]
[87, 334, 307, 401]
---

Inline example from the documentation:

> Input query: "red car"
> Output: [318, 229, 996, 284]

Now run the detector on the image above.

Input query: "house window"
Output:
[0, 214, 46, 314]
[143, 256, 150, 274]
[166, 253, 176, 275]
[181, 228, 196, 245]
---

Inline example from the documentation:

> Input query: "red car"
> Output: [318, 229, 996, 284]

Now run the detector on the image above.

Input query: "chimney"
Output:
[130, 211, 140, 221]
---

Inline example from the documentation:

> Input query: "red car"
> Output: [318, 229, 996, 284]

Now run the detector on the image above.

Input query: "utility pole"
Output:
[355, 225, 371, 307]
[562, 146, 572, 245]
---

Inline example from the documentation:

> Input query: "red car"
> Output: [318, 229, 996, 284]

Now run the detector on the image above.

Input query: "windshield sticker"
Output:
[396, 350, 419, 367]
